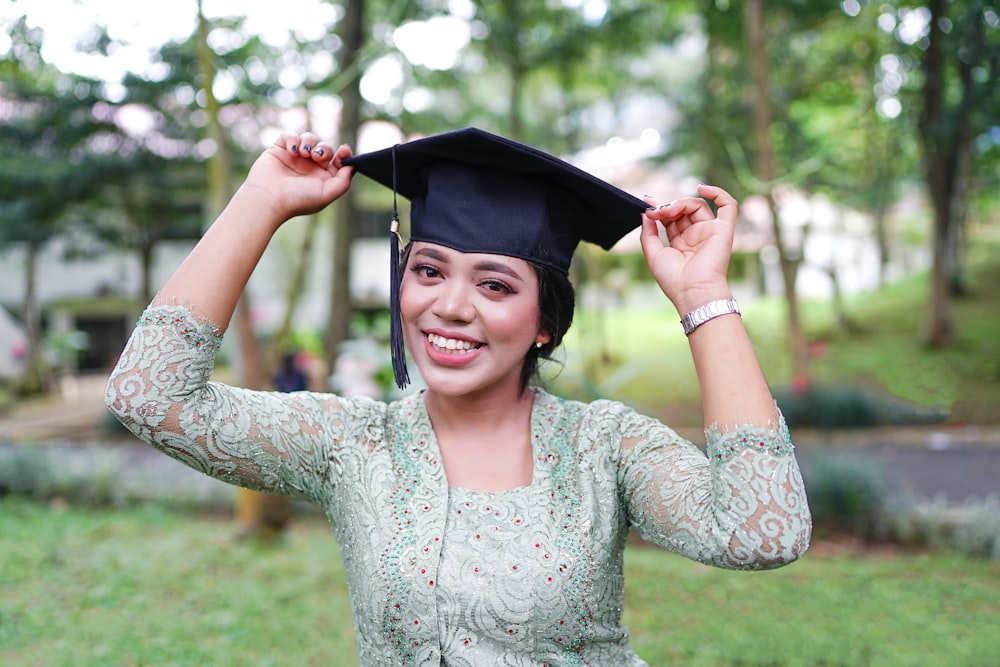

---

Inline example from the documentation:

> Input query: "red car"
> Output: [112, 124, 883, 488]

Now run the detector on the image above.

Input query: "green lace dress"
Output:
[105, 305, 812, 666]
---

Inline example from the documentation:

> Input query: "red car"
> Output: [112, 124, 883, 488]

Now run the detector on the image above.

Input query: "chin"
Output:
[416, 365, 521, 400]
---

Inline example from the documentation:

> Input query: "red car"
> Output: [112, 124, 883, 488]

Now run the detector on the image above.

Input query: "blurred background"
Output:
[1, 0, 998, 665]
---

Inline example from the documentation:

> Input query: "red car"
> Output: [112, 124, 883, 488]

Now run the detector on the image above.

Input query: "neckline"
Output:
[415, 387, 550, 495]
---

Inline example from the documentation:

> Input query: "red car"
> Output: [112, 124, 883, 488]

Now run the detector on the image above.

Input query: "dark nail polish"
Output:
[291, 145, 298, 153]
[302, 144, 312, 153]
[315, 148, 324, 156]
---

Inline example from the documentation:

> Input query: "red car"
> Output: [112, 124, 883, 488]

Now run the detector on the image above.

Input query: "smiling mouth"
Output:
[427, 333, 482, 354]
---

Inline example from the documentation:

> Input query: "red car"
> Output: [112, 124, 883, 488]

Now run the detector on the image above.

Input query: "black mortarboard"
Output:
[343, 127, 648, 389]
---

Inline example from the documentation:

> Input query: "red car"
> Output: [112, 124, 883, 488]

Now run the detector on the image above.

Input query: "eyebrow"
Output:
[413, 247, 525, 282]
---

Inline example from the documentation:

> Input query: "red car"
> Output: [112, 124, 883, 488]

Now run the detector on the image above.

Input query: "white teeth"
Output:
[427, 333, 479, 353]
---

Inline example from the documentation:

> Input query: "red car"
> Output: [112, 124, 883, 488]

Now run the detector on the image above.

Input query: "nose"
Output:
[431, 279, 475, 322]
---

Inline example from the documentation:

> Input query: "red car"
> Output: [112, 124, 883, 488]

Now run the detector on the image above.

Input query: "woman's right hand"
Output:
[240, 131, 355, 223]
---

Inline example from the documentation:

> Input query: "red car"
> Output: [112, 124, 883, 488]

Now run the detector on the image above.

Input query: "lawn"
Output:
[2, 499, 998, 666]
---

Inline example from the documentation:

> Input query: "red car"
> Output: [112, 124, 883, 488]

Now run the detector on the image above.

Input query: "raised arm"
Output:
[633, 185, 810, 566]
[640, 184, 776, 430]
[104, 133, 357, 503]
[159, 132, 354, 328]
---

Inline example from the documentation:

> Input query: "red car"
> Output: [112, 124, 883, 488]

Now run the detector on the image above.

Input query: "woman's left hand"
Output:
[640, 183, 738, 315]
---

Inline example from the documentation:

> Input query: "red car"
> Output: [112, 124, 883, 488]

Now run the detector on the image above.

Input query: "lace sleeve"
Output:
[104, 305, 352, 505]
[617, 408, 811, 569]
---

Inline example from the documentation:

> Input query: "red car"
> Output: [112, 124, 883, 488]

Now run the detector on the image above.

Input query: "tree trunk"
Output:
[324, 0, 365, 378]
[501, 0, 526, 139]
[19, 241, 46, 395]
[744, 0, 810, 387]
[140, 239, 154, 305]
[195, 4, 263, 389]
[919, 0, 977, 348]
[197, 0, 276, 539]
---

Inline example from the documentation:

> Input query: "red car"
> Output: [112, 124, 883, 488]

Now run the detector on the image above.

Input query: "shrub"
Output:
[0, 444, 237, 512]
[880, 496, 1000, 560]
[799, 449, 896, 541]
[774, 383, 948, 429]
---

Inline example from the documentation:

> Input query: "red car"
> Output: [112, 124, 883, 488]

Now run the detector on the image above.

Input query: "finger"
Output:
[638, 215, 666, 258]
[298, 132, 320, 156]
[312, 141, 334, 164]
[641, 195, 676, 221]
[697, 183, 738, 224]
[276, 131, 303, 154]
[667, 196, 716, 223]
[331, 143, 353, 169]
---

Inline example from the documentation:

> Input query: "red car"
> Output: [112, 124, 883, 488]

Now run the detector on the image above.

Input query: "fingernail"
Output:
[646, 206, 657, 212]
[291, 144, 299, 153]
[302, 144, 312, 153]
[315, 147, 324, 157]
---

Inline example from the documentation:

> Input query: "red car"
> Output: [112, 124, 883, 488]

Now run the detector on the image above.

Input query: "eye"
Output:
[411, 264, 442, 279]
[479, 279, 514, 294]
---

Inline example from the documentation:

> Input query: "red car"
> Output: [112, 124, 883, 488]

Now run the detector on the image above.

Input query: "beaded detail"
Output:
[707, 417, 795, 463]
[136, 306, 223, 351]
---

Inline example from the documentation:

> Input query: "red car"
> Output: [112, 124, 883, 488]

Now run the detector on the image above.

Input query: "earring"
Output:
[535, 341, 543, 349]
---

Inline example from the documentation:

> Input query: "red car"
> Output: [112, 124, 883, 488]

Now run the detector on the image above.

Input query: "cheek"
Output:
[398, 277, 422, 323]
[489, 298, 542, 340]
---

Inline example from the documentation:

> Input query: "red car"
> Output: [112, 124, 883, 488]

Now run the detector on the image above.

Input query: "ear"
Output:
[534, 330, 552, 346]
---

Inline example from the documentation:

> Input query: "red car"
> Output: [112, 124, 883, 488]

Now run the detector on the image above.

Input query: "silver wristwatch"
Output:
[680, 298, 741, 336]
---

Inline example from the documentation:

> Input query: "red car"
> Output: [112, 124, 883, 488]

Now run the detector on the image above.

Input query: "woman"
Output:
[106, 127, 810, 666]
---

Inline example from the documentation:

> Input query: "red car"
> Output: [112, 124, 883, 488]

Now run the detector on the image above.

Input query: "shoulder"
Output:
[531, 387, 655, 437]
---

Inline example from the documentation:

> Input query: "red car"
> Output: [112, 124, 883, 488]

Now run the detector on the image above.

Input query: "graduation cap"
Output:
[343, 127, 648, 389]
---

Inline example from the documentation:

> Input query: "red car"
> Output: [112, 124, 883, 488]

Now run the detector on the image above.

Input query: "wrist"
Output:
[229, 183, 288, 232]
[670, 284, 733, 317]
[680, 297, 741, 336]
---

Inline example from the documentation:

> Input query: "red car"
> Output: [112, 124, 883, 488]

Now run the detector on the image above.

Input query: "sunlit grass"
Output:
[3, 500, 999, 667]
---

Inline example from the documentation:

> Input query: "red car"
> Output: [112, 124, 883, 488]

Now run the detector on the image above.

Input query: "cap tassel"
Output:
[388, 145, 410, 389]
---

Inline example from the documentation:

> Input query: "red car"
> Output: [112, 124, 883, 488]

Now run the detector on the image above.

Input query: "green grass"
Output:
[551, 239, 1000, 426]
[2, 499, 999, 667]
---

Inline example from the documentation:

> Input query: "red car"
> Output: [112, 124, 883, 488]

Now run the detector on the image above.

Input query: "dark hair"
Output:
[398, 243, 576, 394]
[520, 262, 574, 392]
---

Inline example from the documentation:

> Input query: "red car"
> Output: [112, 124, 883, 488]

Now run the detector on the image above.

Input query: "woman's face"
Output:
[400, 242, 549, 399]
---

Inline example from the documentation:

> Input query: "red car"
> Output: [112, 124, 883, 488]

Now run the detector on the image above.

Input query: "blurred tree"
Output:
[83, 142, 205, 304]
[710, 0, 848, 388]
[323, 0, 366, 380]
[395, 0, 682, 151]
[679, 0, 915, 387]
[905, 0, 998, 346]
[797, 5, 918, 291]
[194, 1, 267, 391]
[0, 18, 119, 395]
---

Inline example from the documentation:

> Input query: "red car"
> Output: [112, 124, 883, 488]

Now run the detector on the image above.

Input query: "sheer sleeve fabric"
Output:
[104, 305, 377, 506]
[614, 404, 811, 569]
